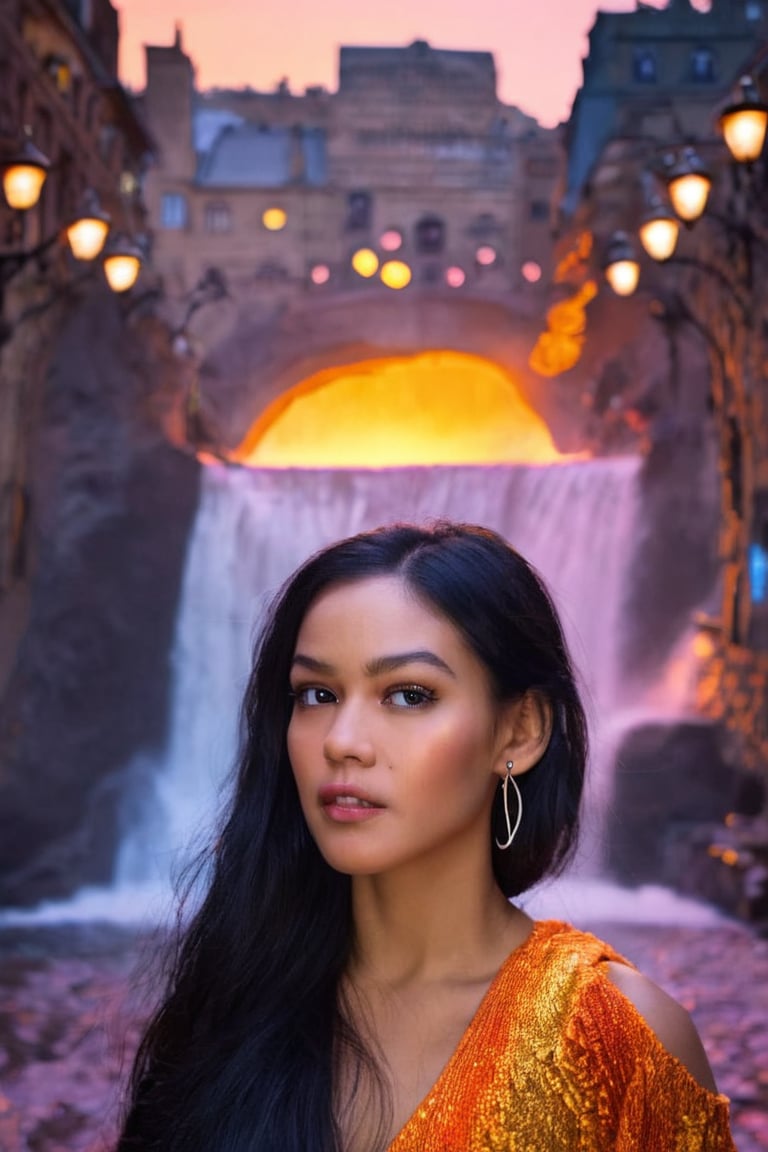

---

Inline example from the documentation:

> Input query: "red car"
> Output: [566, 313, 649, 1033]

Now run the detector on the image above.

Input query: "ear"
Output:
[494, 691, 553, 779]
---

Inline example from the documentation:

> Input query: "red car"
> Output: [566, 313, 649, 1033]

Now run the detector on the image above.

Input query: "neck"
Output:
[349, 840, 530, 986]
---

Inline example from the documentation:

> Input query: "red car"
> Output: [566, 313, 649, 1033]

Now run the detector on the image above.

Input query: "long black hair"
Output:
[117, 522, 588, 1152]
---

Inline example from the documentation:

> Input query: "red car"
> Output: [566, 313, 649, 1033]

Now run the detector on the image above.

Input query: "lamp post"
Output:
[719, 76, 768, 166]
[1, 135, 51, 212]
[0, 135, 145, 329]
[599, 74, 768, 794]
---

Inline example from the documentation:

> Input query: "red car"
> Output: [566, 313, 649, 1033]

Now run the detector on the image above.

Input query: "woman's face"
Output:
[287, 575, 510, 878]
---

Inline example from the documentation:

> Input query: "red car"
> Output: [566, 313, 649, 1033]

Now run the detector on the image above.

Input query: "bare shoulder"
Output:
[605, 961, 718, 1093]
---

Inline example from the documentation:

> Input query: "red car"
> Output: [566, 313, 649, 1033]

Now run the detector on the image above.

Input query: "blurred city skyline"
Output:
[115, 0, 679, 127]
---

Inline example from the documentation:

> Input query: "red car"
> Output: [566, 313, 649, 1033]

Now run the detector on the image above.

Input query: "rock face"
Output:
[0, 289, 200, 905]
[621, 418, 720, 691]
[607, 720, 741, 888]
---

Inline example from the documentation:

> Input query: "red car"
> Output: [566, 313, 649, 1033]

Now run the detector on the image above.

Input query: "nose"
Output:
[323, 700, 376, 767]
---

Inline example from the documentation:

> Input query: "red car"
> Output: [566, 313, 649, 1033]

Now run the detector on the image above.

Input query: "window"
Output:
[346, 191, 371, 231]
[205, 202, 232, 233]
[45, 54, 72, 94]
[469, 212, 499, 239]
[690, 48, 716, 82]
[161, 192, 188, 230]
[530, 200, 550, 221]
[633, 51, 657, 83]
[415, 215, 445, 254]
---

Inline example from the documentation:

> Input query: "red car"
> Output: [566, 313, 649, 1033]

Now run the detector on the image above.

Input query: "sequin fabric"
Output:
[388, 919, 735, 1151]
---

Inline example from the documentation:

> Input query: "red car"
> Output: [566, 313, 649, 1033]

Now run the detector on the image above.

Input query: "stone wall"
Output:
[0, 287, 200, 905]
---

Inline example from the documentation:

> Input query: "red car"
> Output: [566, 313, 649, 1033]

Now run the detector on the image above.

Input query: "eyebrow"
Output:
[291, 650, 456, 678]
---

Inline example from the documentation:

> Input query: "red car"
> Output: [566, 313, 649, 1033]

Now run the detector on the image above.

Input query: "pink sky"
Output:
[115, 0, 675, 127]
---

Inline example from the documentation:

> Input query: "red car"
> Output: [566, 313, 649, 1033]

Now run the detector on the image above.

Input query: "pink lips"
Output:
[319, 784, 385, 823]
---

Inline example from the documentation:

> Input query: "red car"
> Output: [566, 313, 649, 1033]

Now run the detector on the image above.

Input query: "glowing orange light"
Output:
[380, 260, 411, 289]
[262, 207, 287, 231]
[522, 261, 542, 283]
[233, 351, 585, 468]
[528, 332, 584, 378]
[529, 280, 598, 378]
[476, 245, 497, 267]
[103, 249, 141, 293]
[693, 632, 716, 660]
[1, 138, 50, 210]
[445, 266, 465, 288]
[380, 229, 403, 251]
[351, 248, 379, 278]
[310, 263, 330, 285]
[554, 231, 594, 284]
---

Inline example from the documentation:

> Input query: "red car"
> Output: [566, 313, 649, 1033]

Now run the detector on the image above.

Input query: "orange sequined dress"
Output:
[388, 920, 735, 1151]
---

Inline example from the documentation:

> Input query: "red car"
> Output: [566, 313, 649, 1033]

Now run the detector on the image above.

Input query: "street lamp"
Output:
[665, 146, 713, 224]
[603, 232, 641, 296]
[0, 136, 50, 212]
[102, 236, 143, 293]
[1, 138, 144, 304]
[639, 199, 681, 262]
[604, 74, 768, 298]
[719, 75, 768, 165]
[65, 190, 111, 262]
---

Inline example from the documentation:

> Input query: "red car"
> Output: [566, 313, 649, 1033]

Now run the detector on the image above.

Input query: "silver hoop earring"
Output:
[495, 761, 523, 850]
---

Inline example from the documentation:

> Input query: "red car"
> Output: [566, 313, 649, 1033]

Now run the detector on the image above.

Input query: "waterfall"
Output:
[117, 458, 643, 891]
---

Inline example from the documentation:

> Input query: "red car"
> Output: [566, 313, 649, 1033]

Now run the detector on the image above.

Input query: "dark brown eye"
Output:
[387, 687, 434, 708]
[293, 687, 336, 706]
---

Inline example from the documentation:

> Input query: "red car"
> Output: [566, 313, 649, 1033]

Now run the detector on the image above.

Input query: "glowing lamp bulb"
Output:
[262, 207, 287, 231]
[639, 214, 679, 262]
[310, 263, 330, 285]
[103, 241, 142, 292]
[351, 248, 379, 278]
[521, 261, 542, 283]
[668, 173, 711, 223]
[1, 138, 50, 210]
[605, 259, 640, 297]
[719, 77, 768, 164]
[603, 233, 640, 297]
[380, 229, 403, 252]
[67, 213, 110, 261]
[380, 260, 411, 289]
[476, 245, 497, 267]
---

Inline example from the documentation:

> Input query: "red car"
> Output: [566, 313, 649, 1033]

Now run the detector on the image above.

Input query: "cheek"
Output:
[407, 714, 496, 795]
[286, 718, 314, 788]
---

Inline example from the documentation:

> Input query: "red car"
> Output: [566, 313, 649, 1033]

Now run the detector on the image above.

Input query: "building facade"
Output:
[562, 0, 767, 217]
[0, 0, 152, 682]
[142, 34, 560, 307]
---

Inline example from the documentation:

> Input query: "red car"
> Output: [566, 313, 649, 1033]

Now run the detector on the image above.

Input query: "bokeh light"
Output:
[445, 266, 466, 288]
[310, 263, 330, 285]
[351, 247, 379, 277]
[522, 260, 542, 283]
[262, 207, 287, 231]
[380, 260, 412, 289]
[476, 245, 497, 267]
[380, 229, 403, 252]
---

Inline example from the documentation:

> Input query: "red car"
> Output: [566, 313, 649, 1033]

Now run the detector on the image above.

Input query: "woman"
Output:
[117, 522, 735, 1151]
